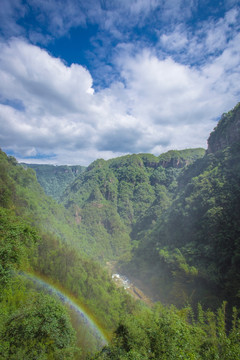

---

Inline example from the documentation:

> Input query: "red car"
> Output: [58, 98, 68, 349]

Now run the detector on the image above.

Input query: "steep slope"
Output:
[208, 102, 240, 153]
[0, 149, 138, 358]
[60, 149, 205, 261]
[1, 116, 240, 358]
[22, 163, 85, 201]
[1, 153, 125, 260]
[0, 154, 83, 250]
[124, 103, 240, 309]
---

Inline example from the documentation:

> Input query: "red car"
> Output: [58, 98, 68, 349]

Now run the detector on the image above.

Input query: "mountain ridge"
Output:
[1, 102, 240, 359]
[122, 102, 240, 309]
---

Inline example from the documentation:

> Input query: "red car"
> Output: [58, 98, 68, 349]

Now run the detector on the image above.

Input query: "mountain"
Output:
[1, 103, 240, 359]
[60, 149, 205, 261]
[22, 163, 85, 201]
[0, 148, 138, 358]
[123, 102, 240, 310]
[14, 104, 240, 311]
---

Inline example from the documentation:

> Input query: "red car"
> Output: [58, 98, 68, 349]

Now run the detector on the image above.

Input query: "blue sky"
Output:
[0, 0, 240, 165]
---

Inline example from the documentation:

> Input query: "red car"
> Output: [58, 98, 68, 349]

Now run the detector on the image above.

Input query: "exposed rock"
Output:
[208, 102, 240, 153]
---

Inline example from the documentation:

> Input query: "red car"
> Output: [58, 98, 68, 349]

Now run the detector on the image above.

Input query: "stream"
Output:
[111, 272, 153, 306]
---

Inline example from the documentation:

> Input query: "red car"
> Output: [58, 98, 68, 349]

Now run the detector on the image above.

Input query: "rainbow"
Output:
[20, 271, 110, 346]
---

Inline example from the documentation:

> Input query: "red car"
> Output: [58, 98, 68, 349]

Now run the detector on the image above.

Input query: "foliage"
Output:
[0, 210, 78, 358]
[90, 302, 240, 359]
[0, 208, 37, 288]
[61, 149, 204, 260]
[23, 163, 85, 201]
[124, 104, 240, 309]
[0, 103, 240, 359]
[33, 232, 137, 332]
[0, 291, 77, 360]
[0, 149, 138, 358]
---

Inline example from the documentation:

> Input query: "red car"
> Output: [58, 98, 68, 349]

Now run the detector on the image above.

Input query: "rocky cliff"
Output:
[208, 102, 240, 153]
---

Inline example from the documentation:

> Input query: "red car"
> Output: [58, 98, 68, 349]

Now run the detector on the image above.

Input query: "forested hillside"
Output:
[1, 150, 239, 360]
[24, 103, 240, 311]
[0, 149, 138, 358]
[22, 164, 85, 201]
[23, 148, 204, 262]
[123, 102, 240, 310]
[1, 103, 240, 359]
[60, 149, 205, 262]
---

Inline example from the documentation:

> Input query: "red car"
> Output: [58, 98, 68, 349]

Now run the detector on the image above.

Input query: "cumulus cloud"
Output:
[0, 0, 240, 165]
[0, 39, 97, 162]
[117, 48, 239, 125]
[0, 34, 239, 165]
[0, 39, 94, 113]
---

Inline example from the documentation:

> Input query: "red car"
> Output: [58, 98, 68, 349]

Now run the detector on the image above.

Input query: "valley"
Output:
[0, 103, 240, 359]
[107, 262, 154, 306]
[1, 1, 240, 358]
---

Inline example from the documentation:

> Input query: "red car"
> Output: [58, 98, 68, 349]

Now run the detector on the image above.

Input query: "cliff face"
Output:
[158, 157, 191, 169]
[157, 148, 205, 169]
[208, 102, 240, 153]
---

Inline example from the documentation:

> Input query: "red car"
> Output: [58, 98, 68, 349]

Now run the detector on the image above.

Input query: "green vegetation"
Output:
[0, 148, 137, 358]
[23, 164, 85, 201]
[1, 289, 77, 360]
[61, 149, 205, 261]
[1, 103, 240, 359]
[123, 103, 240, 310]
[0, 208, 77, 359]
[91, 302, 240, 359]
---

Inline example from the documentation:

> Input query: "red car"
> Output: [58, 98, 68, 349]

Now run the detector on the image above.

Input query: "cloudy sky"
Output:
[0, 0, 240, 165]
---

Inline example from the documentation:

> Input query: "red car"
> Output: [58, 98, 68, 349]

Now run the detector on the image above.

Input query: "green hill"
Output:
[22, 163, 85, 201]
[59, 149, 204, 262]
[1, 103, 240, 359]
[0, 149, 137, 358]
[123, 103, 240, 310]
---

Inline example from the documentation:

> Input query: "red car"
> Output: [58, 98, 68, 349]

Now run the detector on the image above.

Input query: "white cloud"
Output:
[159, 7, 240, 65]
[201, 8, 239, 54]
[160, 29, 188, 51]
[24, 0, 87, 37]
[0, 0, 196, 44]
[0, 0, 159, 43]
[0, 39, 98, 163]
[0, 38, 94, 114]
[0, 0, 26, 38]
[118, 51, 224, 125]
[159, 0, 196, 22]
[0, 35, 240, 165]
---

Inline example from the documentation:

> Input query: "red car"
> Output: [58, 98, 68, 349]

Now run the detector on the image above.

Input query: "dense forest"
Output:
[0, 149, 137, 358]
[123, 102, 240, 310]
[1, 103, 240, 358]
[22, 164, 85, 202]
[33, 148, 205, 261]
